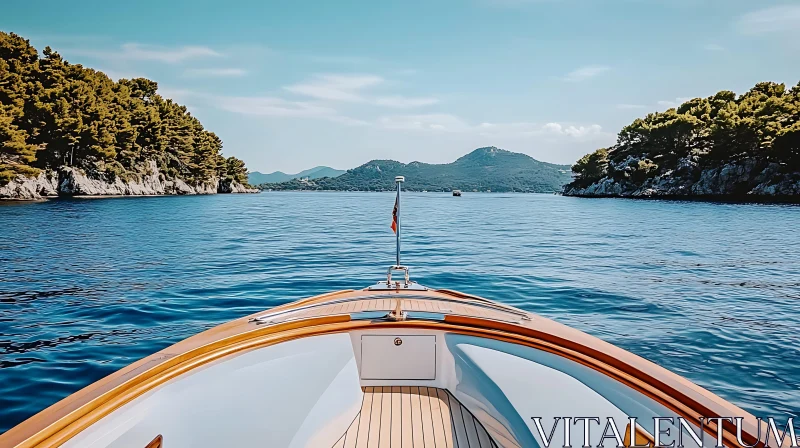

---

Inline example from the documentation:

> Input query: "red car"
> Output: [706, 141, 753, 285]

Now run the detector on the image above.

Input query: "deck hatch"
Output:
[360, 335, 436, 380]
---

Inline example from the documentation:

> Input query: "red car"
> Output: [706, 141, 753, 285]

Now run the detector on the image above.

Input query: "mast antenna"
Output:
[369, 175, 425, 295]
[395, 175, 404, 266]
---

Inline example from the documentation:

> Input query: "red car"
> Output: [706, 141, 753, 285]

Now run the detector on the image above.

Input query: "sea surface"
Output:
[1, 192, 799, 433]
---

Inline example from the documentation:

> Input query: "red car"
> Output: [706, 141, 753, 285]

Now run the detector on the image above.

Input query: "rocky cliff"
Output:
[0, 161, 258, 200]
[563, 156, 800, 200]
[564, 81, 800, 201]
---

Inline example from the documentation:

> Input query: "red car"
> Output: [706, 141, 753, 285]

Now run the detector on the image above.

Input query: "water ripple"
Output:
[0, 192, 798, 434]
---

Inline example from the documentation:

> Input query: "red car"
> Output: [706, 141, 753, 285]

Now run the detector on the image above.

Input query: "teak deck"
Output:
[332, 386, 496, 448]
[254, 291, 531, 327]
[0, 288, 768, 448]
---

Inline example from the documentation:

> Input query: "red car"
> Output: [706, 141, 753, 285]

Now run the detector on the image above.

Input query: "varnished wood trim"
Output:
[2, 315, 351, 448]
[144, 434, 163, 448]
[1, 305, 772, 448]
[264, 289, 355, 312]
[442, 315, 768, 448]
[334, 387, 494, 447]
[623, 423, 654, 447]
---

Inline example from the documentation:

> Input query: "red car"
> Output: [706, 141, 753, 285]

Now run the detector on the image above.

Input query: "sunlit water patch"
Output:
[1, 193, 798, 433]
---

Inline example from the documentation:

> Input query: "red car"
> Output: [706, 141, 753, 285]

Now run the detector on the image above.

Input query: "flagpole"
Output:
[395, 176, 404, 266]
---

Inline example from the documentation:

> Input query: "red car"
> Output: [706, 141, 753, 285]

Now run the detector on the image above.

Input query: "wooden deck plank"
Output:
[450, 303, 469, 316]
[266, 292, 527, 325]
[390, 387, 402, 448]
[419, 388, 436, 447]
[343, 414, 361, 448]
[476, 416, 494, 448]
[333, 387, 497, 448]
[354, 387, 375, 448]
[476, 419, 493, 448]
[435, 389, 456, 448]
[333, 434, 346, 448]
[447, 392, 470, 448]
[379, 387, 392, 447]
[367, 387, 384, 448]
[462, 405, 482, 448]
[401, 386, 413, 448]
[427, 387, 447, 447]
[410, 387, 425, 447]
[469, 304, 489, 318]
[476, 415, 520, 448]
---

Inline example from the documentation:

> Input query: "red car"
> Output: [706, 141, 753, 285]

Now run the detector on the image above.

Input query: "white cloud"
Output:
[738, 5, 800, 35]
[184, 68, 247, 77]
[95, 67, 145, 81]
[703, 43, 726, 52]
[477, 121, 605, 139]
[378, 114, 471, 132]
[284, 74, 384, 102]
[302, 54, 376, 65]
[563, 65, 610, 82]
[71, 43, 221, 64]
[616, 104, 646, 110]
[543, 122, 604, 138]
[378, 115, 605, 142]
[217, 96, 335, 117]
[171, 90, 367, 126]
[157, 88, 196, 103]
[327, 115, 371, 126]
[374, 96, 439, 108]
[657, 97, 692, 109]
[284, 73, 438, 108]
[476, 122, 540, 133]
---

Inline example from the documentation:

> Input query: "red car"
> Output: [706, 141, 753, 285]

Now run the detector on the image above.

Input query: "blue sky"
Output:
[3, 0, 800, 172]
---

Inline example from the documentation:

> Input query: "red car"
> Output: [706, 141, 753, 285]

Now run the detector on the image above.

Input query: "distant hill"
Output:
[248, 166, 345, 185]
[258, 147, 572, 192]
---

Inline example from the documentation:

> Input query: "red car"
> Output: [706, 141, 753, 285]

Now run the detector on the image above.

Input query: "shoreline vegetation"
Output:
[5, 30, 797, 203]
[0, 32, 256, 200]
[564, 80, 800, 201]
[257, 147, 572, 193]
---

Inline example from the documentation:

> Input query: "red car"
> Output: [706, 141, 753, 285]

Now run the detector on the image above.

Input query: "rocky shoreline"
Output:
[563, 158, 800, 201]
[0, 162, 258, 201]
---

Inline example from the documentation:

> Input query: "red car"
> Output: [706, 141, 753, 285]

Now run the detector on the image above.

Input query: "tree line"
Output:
[259, 148, 572, 193]
[570, 81, 800, 187]
[0, 32, 249, 186]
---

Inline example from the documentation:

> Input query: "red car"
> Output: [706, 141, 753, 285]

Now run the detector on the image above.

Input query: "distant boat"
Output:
[452, 189, 462, 196]
[0, 177, 766, 448]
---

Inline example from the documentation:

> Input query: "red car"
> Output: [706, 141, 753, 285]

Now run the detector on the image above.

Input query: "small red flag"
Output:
[391, 196, 398, 233]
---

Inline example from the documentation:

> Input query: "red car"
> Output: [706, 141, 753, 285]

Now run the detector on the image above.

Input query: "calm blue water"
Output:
[1, 193, 798, 433]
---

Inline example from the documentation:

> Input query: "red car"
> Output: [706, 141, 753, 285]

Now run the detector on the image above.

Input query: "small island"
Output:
[564, 80, 800, 201]
[258, 147, 572, 193]
[0, 32, 256, 200]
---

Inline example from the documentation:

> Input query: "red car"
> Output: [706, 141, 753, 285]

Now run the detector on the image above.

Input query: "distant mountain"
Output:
[258, 147, 572, 193]
[248, 166, 345, 185]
